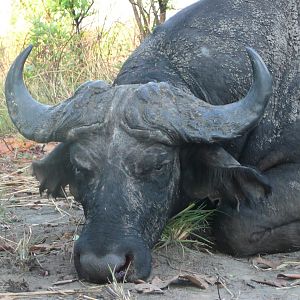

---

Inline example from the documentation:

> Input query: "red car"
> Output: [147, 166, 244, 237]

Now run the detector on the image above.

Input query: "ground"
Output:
[1, 137, 300, 300]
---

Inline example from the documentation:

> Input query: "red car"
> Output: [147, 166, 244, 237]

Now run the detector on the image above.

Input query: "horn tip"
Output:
[245, 46, 272, 86]
[23, 44, 34, 57]
[245, 47, 261, 63]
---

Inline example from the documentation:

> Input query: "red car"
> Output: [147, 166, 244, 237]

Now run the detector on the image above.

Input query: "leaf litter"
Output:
[134, 273, 217, 294]
[251, 256, 300, 289]
[2, 137, 300, 298]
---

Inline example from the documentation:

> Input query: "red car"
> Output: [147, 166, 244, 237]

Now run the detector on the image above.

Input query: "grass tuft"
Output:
[158, 203, 214, 249]
[106, 266, 134, 300]
[15, 226, 33, 268]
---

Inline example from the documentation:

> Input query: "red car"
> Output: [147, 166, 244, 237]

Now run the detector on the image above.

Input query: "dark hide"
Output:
[5, 0, 300, 284]
[213, 163, 300, 256]
[32, 143, 76, 198]
[180, 144, 272, 210]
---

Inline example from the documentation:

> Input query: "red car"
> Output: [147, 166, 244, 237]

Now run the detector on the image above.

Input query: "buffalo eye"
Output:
[154, 164, 164, 171]
[74, 167, 85, 181]
[135, 158, 172, 176]
[75, 167, 81, 175]
[153, 158, 172, 172]
[73, 166, 92, 182]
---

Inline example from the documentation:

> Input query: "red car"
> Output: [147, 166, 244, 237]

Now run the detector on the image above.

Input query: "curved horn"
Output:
[5, 45, 66, 142]
[139, 47, 272, 143]
[199, 47, 272, 142]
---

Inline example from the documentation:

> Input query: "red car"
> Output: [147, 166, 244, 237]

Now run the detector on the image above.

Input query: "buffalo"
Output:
[5, 0, 300, 283]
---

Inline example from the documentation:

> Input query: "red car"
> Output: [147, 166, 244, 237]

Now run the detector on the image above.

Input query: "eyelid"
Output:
[160, 158, 172, 164]
[134, 157, 172, 176]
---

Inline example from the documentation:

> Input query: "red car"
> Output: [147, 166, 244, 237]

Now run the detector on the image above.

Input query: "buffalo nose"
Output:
[75, 251, 132, 283]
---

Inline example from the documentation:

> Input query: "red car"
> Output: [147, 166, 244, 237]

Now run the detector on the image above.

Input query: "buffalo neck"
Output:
[114, 54, 190, 93]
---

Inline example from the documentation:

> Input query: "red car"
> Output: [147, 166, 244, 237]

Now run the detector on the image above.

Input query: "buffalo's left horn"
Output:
[5, 45, 66, 142]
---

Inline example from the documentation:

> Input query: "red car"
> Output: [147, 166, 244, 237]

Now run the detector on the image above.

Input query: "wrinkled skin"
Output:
[5, 0, 300, 283]
[31, 83, 184, 282]
[67, 92, 182, 281]
[30, 78, 271, 282]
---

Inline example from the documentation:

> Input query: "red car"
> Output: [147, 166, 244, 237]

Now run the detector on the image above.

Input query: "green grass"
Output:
[158, 203, 214, 249]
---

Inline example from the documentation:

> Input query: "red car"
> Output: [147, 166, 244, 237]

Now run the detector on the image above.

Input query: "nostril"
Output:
[114, 254, 133, 281]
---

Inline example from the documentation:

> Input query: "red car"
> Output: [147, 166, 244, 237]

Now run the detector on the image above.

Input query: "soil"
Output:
[1, 138, 300, 300]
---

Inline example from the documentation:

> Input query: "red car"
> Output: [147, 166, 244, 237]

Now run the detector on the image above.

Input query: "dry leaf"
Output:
[0, 138, 58, 159]
[277, 261, 300, 270]
[151, 276, 173, 289]
[61, 232, 75, 240]
[135, 283, 164, 294]
[0, 138, 35, 155]
[252, 256, 281, 270]
[277, 273, 300, 280]
[134, 279, 146, 284]
[135, 273, 216, 294]
[179, 274, 215, 289]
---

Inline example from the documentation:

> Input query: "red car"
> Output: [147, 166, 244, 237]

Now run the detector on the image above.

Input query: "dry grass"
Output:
[0, 153, 81, 267]
[0, 22, 139, 135]
[1, 165, 36, 196]
[0, 40, 19, 135]
[15, 226, 32, 266]
[0, 287, 106, 299]
[106, 267, 134, 300]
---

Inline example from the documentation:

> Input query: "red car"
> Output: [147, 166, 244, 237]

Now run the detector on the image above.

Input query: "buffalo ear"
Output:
[32, 143, 76, 198]
[182, 144, 271, 209]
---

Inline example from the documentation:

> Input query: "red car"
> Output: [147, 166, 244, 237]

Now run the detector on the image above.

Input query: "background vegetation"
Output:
[0, 0, 173, 135]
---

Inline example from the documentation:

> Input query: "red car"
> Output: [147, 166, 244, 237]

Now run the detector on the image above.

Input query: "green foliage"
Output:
[12, 0, 128, 100]
[29, 19, 71, 47]
[57, 0, 95, 34]
[18, 0, 95, 48]
[58, 0, 95, 19]
[16, 0, 72, 49]
[0, 1, 138, 135]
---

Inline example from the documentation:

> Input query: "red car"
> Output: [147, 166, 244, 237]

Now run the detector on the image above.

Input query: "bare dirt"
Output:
[1, 137, 300, 300]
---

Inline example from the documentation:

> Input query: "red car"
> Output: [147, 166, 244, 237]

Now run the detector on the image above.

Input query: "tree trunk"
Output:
[158, 0, 168, 23]
[129, 0, 170, 41]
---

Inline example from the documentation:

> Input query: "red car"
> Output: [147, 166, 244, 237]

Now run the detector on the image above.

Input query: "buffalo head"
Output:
[5, 45, 272, 283]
